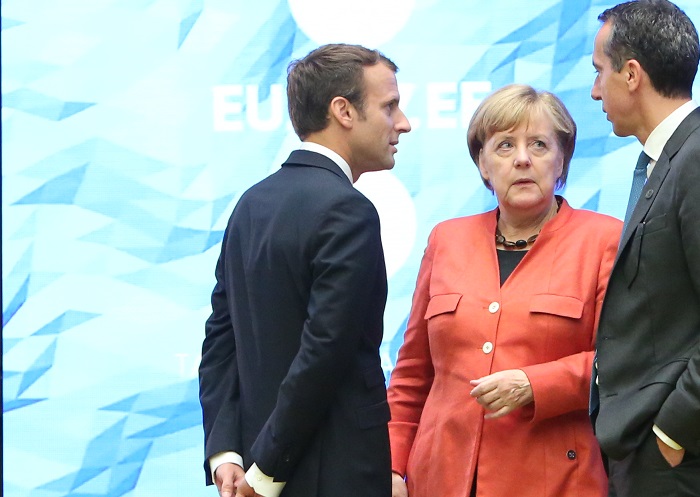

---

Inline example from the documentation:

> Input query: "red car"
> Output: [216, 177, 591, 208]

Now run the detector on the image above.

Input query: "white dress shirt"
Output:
[642, 100, 698, 177]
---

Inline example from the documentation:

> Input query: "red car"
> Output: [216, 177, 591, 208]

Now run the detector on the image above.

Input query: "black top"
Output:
[497, 249, 527, 286]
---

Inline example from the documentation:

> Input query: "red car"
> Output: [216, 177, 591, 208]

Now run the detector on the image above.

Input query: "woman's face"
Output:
[478, 111, 564, 215]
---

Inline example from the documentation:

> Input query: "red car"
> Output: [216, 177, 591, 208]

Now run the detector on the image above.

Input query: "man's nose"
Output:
[397, 108, 411, 133]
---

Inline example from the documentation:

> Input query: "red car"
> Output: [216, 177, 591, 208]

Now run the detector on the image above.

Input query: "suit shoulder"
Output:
[568, 208, 622, 229]
[671, 133, 700, 176]
[275, 166, 378, 221]
[437, 211, 491, 227]
[249, 166, 360, 200]
[566, 209, 623, 246]
[680, 109, 700, 137]
[307, 176, 377, 216]
[430, 212, 492, 239]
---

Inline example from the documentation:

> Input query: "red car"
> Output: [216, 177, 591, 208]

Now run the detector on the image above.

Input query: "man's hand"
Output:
[235, 479, 265, 497]
[392, 472, 408, 497]
[470, 369, 533, 419]
[214, 463, 246, 497]
[656, 436, 685, 467]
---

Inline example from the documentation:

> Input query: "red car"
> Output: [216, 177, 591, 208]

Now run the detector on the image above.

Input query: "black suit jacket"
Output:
[595, 108, 700, 461]
[199, 150, 391, 496]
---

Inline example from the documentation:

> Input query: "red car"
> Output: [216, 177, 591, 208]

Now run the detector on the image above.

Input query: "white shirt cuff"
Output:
[653, 424, 684, 450]
[209, 451, 244, 482]
[245, 463, 286, 497]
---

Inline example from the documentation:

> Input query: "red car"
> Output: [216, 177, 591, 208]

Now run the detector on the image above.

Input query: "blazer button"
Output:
[567, 450, 576, 460]
[488, 302, 500, 313]
[482, 342, 494, 354]
[645, 189, 653, 198]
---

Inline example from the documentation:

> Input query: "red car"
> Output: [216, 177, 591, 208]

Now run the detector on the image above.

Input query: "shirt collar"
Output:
[298, 142, 353, 183]
[644, 100, 699, 162]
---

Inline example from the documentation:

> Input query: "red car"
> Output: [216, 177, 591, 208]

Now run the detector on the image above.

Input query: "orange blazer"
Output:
[388, 199, 621, 497]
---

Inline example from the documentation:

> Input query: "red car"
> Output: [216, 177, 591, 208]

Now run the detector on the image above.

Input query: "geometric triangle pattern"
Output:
[32, 311, 101, 336]
[178, 3, 203, 49]
[5, 1, 700, 496]
[2, 88, 95, 120]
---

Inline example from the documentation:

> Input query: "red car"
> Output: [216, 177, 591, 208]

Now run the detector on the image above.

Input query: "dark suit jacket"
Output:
[595, 107, 700, 461]
[199, 150, 391, 497]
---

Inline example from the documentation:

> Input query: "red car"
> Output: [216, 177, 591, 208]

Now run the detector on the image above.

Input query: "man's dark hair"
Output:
[600, 0, 699, 98]
[286, 43, 398, 140]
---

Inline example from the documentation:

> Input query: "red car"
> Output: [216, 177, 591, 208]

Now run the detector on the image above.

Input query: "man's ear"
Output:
[625, 59, 644, 92]
[329, 96, 354, 130]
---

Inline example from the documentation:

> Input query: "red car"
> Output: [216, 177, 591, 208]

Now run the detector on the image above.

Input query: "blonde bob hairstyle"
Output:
[467, 84, 576, 191]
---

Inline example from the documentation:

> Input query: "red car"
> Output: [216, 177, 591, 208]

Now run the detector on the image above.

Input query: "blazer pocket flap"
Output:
[355, 399, 391, 430]
[642, 213, 667, 235]
[530, 294, 583, 319]
[642, 359, 689, 388]
[424, 293, 462, 319]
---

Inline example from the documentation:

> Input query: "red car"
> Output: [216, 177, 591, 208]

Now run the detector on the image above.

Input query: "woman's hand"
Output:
[470, 369, 533, 419]
[392, 472, 408, 497]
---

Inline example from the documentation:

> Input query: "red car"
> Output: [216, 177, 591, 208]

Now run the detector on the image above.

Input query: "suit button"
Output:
[645, 189, 653, 198]
[482, 342, 494, 354]
[567, 450, 576, 460]
[488, 302, 500, 313]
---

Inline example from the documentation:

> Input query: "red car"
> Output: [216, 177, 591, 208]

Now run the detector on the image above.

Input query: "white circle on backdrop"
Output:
[288, 0, 416, 47]
[355, 171, 416, 278]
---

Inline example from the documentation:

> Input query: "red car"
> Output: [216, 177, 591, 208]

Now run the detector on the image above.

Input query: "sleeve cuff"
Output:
[209, 451, 244, 482]
[209, 452, 243, 481]
[245, 463, 286, 497]
[653, 424, 684, 450]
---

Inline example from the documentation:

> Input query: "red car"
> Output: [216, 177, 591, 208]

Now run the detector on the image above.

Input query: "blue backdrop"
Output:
[4, 1, 700, 495]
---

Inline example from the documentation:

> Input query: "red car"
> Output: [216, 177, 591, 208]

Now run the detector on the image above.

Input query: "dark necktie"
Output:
[622, 151, 650, 230]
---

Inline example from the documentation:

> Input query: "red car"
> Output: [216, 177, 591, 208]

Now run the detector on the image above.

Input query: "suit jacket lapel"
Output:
[617, 107, 700, 255]
[617, 157, 670, 253]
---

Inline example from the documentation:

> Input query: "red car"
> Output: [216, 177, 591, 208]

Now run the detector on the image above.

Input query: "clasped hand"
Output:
[214, 463, 263, 497]
[470, 369, 533, 419]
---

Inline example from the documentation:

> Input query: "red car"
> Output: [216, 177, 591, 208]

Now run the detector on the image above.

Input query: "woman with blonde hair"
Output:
[388, 84, 620, 497]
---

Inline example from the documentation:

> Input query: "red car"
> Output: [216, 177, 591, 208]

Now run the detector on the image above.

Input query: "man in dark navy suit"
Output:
[590, 1, 700, 495]
[199, 43, 411, 497]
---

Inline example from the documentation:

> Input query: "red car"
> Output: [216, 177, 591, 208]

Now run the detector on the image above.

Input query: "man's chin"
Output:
[376, 159, 396, 172]
[610, 121, 632, 138]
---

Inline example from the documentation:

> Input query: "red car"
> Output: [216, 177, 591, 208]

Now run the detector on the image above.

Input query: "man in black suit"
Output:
[590, 1, 700, 495]
[198, 43, 411, 497]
